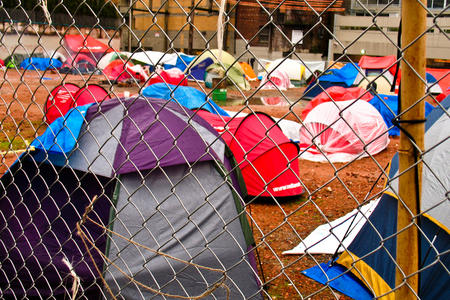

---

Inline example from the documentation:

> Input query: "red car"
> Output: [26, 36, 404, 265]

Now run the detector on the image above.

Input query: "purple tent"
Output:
[0, 97, 262, 299]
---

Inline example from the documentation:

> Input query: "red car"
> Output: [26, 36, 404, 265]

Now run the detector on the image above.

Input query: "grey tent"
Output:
[0, 97, 262, 299]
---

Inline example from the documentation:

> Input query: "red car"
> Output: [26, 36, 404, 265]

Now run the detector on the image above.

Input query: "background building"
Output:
[234, 0, 345, 62]
[330, 0, 450, 66]
[119, 0, 235, 54]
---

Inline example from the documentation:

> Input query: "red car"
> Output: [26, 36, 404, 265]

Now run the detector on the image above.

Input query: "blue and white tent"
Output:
[302, 96, 450, 299]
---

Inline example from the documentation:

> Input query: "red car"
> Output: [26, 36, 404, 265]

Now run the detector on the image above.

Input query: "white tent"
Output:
[266, 58, 305, 81]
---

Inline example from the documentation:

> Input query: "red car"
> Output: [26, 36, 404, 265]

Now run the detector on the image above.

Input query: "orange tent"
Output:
[239, 62, 258, 81]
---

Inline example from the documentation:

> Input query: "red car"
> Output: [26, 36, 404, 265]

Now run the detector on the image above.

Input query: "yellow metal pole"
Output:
[396, 0, 427, 298]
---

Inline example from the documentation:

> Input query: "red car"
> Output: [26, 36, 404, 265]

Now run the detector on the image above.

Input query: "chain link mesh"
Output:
[0, 0, 448, 299]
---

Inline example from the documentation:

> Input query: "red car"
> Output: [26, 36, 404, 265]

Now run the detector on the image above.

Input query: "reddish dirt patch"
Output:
[0, 69, 399, 299]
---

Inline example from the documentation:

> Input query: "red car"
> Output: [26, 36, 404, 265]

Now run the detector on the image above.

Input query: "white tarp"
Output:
[266, 58, 305, 81]
[303, 61, 326, 80]
[130, 51, 178, 66]
[283, 198, 380, 255]
[257, 59, 325, 81]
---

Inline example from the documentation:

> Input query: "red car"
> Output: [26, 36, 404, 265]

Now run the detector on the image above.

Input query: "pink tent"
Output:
[299, 100, 389, 163]
[259, 69, 292, 90]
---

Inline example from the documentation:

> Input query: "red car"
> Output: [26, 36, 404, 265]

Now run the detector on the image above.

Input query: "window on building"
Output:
[258, 25, 270, 46]
[428, 0, 446, 9]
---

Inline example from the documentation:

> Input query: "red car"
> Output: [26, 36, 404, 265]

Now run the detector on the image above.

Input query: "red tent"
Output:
[358, 55, 396, 70]
[393, 68, 449, 101]
[301, 86, 373, 119]
[44, 84, 111, 124]
[45, 83, 80, 124]
[103, 59, 148, 83]
[427, 68, 450, 102]
[64, 35, 112, 55]
[0, 58, 4, 67]
[73, 84, 110, 107]
[197, 110, 303, 199]
[148, 68, 188, 86]
[63, 53, 97, 69]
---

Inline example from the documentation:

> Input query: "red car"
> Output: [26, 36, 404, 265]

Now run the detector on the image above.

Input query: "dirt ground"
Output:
[0, 69, 399, 299]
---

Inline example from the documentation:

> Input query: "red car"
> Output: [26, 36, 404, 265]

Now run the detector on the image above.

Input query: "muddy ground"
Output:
[0, 69, 399, 299]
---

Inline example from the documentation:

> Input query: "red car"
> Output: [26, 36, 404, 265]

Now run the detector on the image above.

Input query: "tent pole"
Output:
[396, 0, 426, 298]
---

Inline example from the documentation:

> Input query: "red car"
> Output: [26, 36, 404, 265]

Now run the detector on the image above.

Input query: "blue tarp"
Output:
[302, 262, 373, 300]
[142, 83, 229, 116]
[369, 94, 434, 136]
[319, 63, 360, 86]
[20, 57, 62, 71]
[31, 104, 92, 154]
[303, 63, 360, 99]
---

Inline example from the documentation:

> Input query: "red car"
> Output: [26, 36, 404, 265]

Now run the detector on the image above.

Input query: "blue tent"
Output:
[185, 57, 214, 81]
[20, 57, 62, 71]
[369, 94, 434, 136]
[142, 83, 229, 116]
[302, 96, 450, 299]
[303, 63, 360, 99]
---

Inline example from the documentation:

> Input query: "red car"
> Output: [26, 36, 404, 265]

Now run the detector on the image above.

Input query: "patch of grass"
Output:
[0, 139, 27, 152]
[0, 120, 46, 151]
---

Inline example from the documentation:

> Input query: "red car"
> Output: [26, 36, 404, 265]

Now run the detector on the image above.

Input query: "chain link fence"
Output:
[0, 0, 449, 299]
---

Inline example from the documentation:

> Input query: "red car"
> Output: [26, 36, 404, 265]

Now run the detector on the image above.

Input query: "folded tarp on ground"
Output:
[142, 83, 229, 116]
[20, 57, 62, 70]
[130, 51, 178, 67]
[283, 198, 380, 255]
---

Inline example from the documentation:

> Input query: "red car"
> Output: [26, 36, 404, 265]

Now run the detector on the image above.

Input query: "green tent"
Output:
[189, 49, 250, 91]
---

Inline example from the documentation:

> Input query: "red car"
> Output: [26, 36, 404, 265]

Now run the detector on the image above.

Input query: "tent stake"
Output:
[396, 0, 426, 298]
